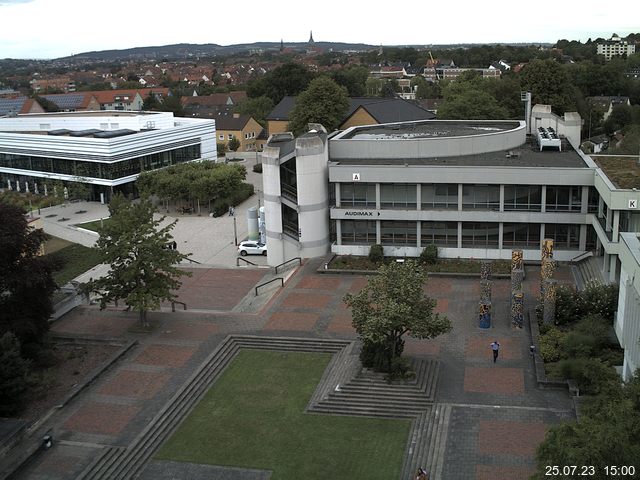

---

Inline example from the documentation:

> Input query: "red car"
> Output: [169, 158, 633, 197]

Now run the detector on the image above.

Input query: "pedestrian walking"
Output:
[490, 340, 500, 363]
[228, 206, 233, 216]
[415, 467, 429, 480]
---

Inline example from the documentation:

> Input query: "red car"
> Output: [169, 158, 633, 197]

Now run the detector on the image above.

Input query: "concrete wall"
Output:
[261, 144, 285, 266]
[530, 105, 582, 148]
[615, 232, 640, 380]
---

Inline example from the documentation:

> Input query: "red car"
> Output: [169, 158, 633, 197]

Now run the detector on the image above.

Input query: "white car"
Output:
[238, 241, 267, 256]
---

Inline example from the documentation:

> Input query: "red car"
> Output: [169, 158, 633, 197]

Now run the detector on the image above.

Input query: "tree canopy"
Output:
[343, 261, 452, 372]
[287, 76, 350, 135]
[0, 202, 56, 352]
[438, 73, 510, 120]
[246, 62, 315, 104]
[85, 195, 190, 326]
[520, 59, 577, 113]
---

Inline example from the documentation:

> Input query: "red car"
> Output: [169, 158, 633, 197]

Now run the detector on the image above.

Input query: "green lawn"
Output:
[45, 242, 103, 286]
[75, 217, 111, 232]
[156, 350, 411, 480]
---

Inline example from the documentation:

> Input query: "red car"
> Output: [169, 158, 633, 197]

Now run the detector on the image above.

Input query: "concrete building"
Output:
[261, 108, 640, 379]
[597, 34, 636, 61]
[0, 111, 216, 201]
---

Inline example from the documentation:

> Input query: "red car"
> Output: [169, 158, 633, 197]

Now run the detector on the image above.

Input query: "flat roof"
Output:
[16, 110, 157, 118]
[592, 156, 640, 189]
[331, 137, 589, 169]
[339, 120, 521, 140]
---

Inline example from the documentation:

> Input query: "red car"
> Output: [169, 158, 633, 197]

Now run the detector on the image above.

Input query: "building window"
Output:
[381, 221, 416, 245]
[462, 185, 500, 210]
[340, 183, 376, 208]
[380, 183, 417, 209]
[503, 185, 542, 211]
[282, 203, 299, 239]
[279, 158, 297, 202]
[228, 134, 233, 140]
[341, 220, 377, 245]
[588, 186, 599, 213]
[219, 134, 224, 140]
[421, 221, 458, 246]
[545, 186, 581, 211]
[502, 223, 541, 247]
[461, 222, 499, 247]
[421, 184, 458, 209]
[544, 224, 580, 249]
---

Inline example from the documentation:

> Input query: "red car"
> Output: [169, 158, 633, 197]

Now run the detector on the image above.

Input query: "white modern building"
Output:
[597, 34, 636, 61]
[0, 111, 216, 200]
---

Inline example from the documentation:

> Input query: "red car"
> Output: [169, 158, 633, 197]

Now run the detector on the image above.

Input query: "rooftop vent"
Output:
[536, 126, 561, 151]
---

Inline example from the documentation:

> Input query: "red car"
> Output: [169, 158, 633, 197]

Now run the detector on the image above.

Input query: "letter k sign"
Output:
[630, 199, 638, 209]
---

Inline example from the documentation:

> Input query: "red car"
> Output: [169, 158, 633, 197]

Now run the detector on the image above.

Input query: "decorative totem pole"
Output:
[511, 249, 525, 328]
[540, 238, 556, 324]
[479, 261, 492, 328]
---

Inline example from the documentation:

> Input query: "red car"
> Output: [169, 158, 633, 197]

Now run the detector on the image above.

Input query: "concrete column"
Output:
[416, 221, 422, 248]
[609, 255, 618, 283]
[598, 196, 604, 218]
[336, 219, 342, 245]
[498, 222, 504, 250]
[376, 220, 381, 244]
[541, 185, 547, 213]
[499, 185, 505, 213]
[613, 210, 620, 242]
[579, 224, 587, 251]
[540, 224, 545, 250]
[416, 184, 421, 211]
[606, 207, 613, 232]
[335, 183, 341, 208]
[375, 183, 381, 210]
[581, 186, 589, 214]
[458, 184, 463, 211]
[457, 221, 462, 249]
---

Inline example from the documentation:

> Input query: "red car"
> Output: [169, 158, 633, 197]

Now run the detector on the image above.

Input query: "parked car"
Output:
[237, 241, 267, 256]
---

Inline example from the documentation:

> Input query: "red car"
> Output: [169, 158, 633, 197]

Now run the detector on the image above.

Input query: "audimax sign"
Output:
[344, 211, 381, 217]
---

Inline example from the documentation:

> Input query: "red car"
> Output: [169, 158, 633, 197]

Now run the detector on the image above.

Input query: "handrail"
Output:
[184, 257, 202, 264]
[237, 257, 258, 266]
[171, 300, 187, 312]
[275, 257, 302, 274]
[569, 251, 593, 264]
[255, 277, 284, 295]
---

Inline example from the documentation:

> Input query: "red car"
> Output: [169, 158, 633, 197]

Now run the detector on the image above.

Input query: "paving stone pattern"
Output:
[8, 260, 577, 480]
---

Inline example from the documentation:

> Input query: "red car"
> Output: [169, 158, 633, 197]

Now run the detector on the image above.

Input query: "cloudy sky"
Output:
[0, 0, 638, 59]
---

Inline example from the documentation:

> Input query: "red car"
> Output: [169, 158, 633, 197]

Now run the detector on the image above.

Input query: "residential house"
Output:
[215, 113, 263, 152]
[0, 97, 45, 116]
[40, 93, 100, 112]
[266, 96, 436, 137]
[597, 34, 636, 61]
[587, 96, 631, 121]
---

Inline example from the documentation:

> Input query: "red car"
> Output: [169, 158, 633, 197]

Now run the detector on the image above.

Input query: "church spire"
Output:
[308, 30, 314, 44]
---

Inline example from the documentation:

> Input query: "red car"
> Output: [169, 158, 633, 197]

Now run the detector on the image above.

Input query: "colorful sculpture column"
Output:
[511, 249, 525, 328]
[479, 261, 492, 328]
[540, 238, 556, 324]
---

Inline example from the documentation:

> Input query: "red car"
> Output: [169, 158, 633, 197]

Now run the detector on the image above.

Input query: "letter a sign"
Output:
[352, 173, 361, 181]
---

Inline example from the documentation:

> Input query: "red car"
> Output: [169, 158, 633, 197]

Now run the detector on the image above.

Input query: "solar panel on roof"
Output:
[93, 129, 136, 139]
[0, 98, 26, 116]
[48, 129, 71, 136]
[69, 129, 102, 137]
[42, 94, 85, 109]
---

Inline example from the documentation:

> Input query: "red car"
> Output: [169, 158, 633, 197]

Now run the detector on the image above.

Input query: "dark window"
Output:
[461, 222, 499, 247]
[544, 224, 580, 249]
[380, 184, 417, 209]
[282, 203, 299, 239]
[462, 185, 500, 210]
[341, 220, 377, 245]
[421, 221, 458, 246]
[381, 221, 416, 245]
[502, 223, 541, 247]
[504, 185, 542, 211]
[421, 184, 458, 209]
[340, 183, 376, 208]
[546, 186, 581, 211]
[279, 158, 297, 202]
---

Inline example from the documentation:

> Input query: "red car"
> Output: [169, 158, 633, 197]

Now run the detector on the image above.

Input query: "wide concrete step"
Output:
[326, 392, 430, 406]
[311, 403, 422, 418]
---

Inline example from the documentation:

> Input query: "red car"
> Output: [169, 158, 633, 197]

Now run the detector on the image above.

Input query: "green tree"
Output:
[520, 59, 576, 113]
[331, 65, 369, 97]
[343, 261, 452, 372]
[0, 332, 32, 417]
[247, 62, 314, 104]
[228, 137, 241, 152]
[235, 95, 274, 127]
[287, 76, 349, 135]
[142, 92, 161, 110]
[532, 373, 640, 478]
[85, 195, 190, 326]
[0, 203, 56, 354]
[438, 87, 509, 119]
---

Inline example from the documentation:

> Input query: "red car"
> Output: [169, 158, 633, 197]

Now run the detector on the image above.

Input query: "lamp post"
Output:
[233, 216, 238, 246]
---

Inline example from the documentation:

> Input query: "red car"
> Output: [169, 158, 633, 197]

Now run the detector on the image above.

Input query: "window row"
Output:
[339, 220, 581, 249]
[337, 183, 598, 213]
[0, 145, 201, 180]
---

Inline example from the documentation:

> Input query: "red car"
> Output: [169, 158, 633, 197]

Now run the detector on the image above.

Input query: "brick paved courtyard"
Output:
[12, 260, 576, 480]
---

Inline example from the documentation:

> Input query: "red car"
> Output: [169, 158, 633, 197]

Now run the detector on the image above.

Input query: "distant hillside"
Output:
[59, 41, 381, 61]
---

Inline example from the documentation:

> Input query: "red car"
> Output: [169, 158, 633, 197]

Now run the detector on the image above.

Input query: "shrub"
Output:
[557, 358, 619, 395]
[0, 333, 32, 417]
[253, 163, 263, 173]
[539, 327, 566, 362]
[419, 244, 438, 265]
[228, 182, 254, 206]
[563, 331, 600, 358]
[554, 285, 580, 325]
[360, 337, 405, 373]
[580, 282, 619, 322]
[368, 244, 384, 263]
[211, 199, 229, 217]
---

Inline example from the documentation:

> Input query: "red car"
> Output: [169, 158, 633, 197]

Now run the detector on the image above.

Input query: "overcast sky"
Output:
[0, 0, 638, 59]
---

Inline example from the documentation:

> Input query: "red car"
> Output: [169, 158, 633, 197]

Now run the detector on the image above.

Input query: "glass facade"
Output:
[380, 183, 417, 209]
[421, 184, 458, 209]
[341, 220, 376, 245]
[544, 224, 580, 249]
[0, 145, 200, 181]
[461, 222, 500, 247]
[545, 186, 582, 212]
[279, 158, 297, 202]
[503, 185, 542, 211]
[381, 221, 416, 245]
[421, 221, 458, 246]
[462, 185, 500, 210]
[340, 183, 376, 208]
[281, 203, 299, 239]
[502, 223, 541, 247]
